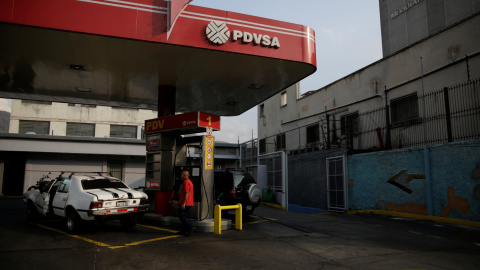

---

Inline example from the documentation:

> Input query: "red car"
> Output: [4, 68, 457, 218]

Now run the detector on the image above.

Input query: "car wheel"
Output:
[120, 217, 137, 229]
[66, 210, 82, 233]
[27, 201, 38, 222]
[246, 184, 261, 204]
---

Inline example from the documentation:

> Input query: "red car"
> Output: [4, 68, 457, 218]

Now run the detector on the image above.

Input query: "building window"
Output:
[66, 122, 95, 137]
[281, 92, 287, 107]
[259, 138, 266, 154]
[19, 120, 50, 135]
[306, 124, 320, 144]
[390, 93, 420, 125]
[341, 112, 359, 136]
[107, 160, 124, 180]
[110, 125, 137, 139]
[259, 104, 264, 118]
[276, 133, 286, 150]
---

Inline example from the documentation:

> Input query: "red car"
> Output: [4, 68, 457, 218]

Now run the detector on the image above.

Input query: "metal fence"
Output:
[240, 139, 258, 169]
[335, 78, 480, 151]
[258, 151, 286, 192]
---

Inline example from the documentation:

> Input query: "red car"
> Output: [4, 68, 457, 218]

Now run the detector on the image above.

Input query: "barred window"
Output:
[66, 122, 95, 137]
[341, 112, 359, 136]
[306, 124, 320, 144]
[390, 93, 419, 124]
[19, 120, 50, 135]
[276, 133, 286, 150]
[110, 125, 137, 139]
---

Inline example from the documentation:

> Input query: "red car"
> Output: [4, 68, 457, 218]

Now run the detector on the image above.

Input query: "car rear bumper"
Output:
[88, 204, 149, 217]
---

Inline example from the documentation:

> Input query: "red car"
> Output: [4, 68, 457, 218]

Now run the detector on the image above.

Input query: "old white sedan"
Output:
[24, 173, 149, 233]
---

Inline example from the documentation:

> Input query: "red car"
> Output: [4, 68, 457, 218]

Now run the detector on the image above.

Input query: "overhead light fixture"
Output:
[248, 83, 264, 89]
[76, 87, 91, 92]
[69, 64, 86, 71]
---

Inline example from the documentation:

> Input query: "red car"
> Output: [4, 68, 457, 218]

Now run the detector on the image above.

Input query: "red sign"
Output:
[146, 181, 160, 189]
[145, 111, 220, 134]
[0, 0, 316, 66]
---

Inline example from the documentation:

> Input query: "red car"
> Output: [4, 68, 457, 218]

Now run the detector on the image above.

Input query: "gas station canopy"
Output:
[0, 0, 316, 116]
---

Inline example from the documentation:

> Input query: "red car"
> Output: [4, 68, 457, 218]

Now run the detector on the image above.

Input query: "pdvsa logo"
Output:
[206, 20, 280, 48]
[206, 21, 230, 45]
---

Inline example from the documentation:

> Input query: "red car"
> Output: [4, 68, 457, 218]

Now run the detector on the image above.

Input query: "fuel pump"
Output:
[144, 112, 219, 220]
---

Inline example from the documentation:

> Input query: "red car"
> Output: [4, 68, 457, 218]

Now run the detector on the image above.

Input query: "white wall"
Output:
[23, 153, 146, 192]
[9, 101, 157, 139]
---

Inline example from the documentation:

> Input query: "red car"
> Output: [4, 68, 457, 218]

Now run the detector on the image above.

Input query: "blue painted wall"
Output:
[348, 140, 480, 221]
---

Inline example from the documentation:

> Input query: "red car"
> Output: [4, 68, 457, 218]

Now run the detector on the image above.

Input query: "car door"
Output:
[52, 179, 70, 217]
[35, 179, 59, 215]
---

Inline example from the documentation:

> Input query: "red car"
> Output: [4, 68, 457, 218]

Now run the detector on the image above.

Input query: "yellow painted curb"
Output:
[346, 209, 480, 228]
[260, 202, 286, 210]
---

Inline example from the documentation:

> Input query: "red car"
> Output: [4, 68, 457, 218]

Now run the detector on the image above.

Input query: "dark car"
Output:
[214, 171, 261, 216]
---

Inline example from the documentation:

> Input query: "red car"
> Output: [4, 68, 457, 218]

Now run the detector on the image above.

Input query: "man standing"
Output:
[178, 170, 194, 236]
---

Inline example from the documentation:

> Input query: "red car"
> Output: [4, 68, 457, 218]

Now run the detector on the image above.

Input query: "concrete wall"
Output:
[9, 101, 157, 139]
[379, 0, 480, 56]
[348, 140, 480, 221]
[23, 153, 146, 191]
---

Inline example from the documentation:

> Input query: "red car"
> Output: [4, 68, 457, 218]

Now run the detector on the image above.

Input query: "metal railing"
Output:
[300, 78, 480, 153]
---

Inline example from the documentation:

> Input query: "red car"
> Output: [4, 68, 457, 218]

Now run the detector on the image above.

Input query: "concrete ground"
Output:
[1, 197, 479, 269]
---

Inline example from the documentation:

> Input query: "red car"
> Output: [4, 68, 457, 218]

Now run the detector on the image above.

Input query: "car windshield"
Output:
[233, 173, 256, 187]
[81, 178, 128, 190]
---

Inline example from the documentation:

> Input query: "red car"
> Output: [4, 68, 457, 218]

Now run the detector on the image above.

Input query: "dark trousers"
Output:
[178, 205, 192, 233]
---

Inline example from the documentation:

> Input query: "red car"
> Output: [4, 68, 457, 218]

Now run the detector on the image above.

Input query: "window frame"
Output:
[259, 138, 266, 154]
[306, 124, 320, 144]
[280, 92, 287, 107]
[276, 133, 286, 151]
[390, 93, 421, 127]
[66, 122, 95, 137]
[110, 124, 138, 139]
[340, 112, 359, 137]
[19, 120, 50, 135]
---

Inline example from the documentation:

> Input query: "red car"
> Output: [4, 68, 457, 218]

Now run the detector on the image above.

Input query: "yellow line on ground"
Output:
[476, 243, 480, 247]
[125, 235, 181, 246]
[32, 223, 111, 247]
[247, 220, 267, 225]
[108, 246, 126, 249]
[137, 224, 178, 233]
[409, 230, 423, 235]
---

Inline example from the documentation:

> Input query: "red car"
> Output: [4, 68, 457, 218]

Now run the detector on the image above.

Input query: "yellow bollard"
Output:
[214, 203, 243, 235]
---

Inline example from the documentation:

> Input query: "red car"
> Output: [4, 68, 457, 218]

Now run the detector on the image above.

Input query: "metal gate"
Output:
[326, 156, 347, 212]
[107, 160, 124, 180]
[258, 151, 288, 208]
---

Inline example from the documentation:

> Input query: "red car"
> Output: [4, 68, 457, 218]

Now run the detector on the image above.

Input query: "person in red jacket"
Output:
[177, 170, 194, 236]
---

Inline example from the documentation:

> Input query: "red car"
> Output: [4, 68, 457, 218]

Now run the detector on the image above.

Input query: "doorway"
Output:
[2, 152, 26, 196]
[326, 155, 348, 212]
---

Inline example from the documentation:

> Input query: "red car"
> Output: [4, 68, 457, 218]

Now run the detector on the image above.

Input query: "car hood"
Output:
[85, 188, 146, 201]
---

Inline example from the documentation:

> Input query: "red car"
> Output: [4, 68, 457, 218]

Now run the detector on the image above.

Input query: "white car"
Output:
[24, 173, 149, 233]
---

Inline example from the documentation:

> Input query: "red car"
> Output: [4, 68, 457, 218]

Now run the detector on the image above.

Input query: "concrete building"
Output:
[380, 0, 480, 57]
[256, 0, 480, 220]
[259, 1, 479, 155]
[1, 100, 240, 196]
